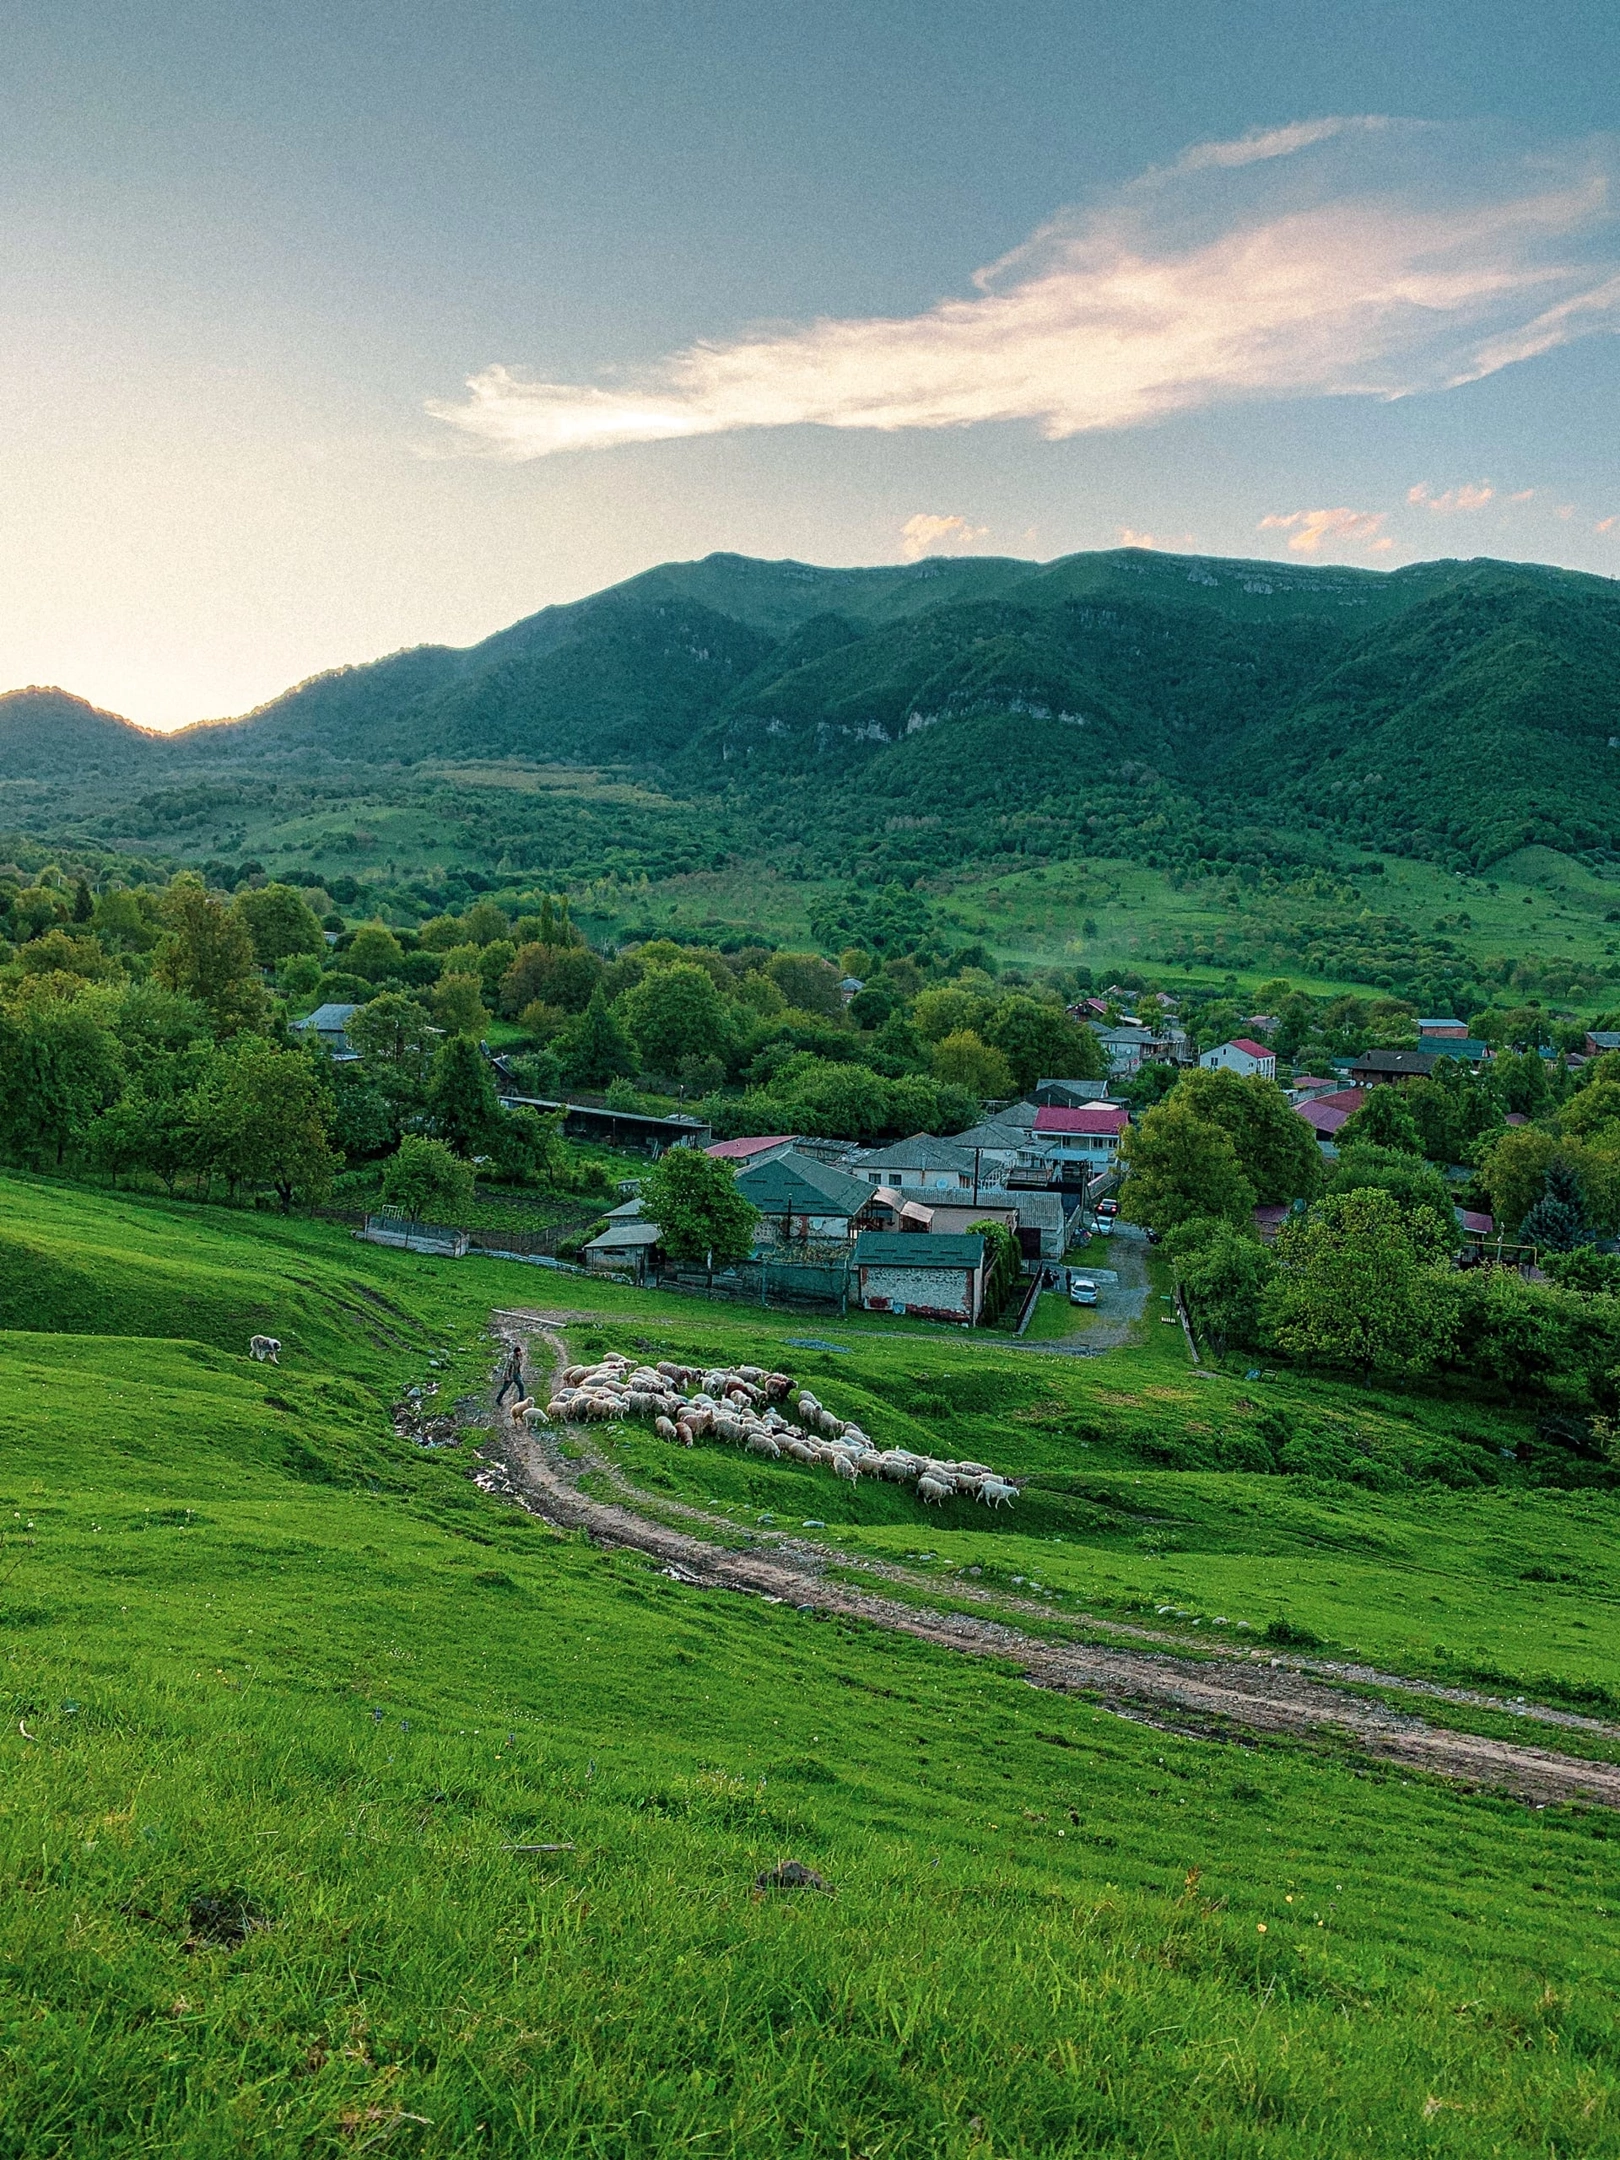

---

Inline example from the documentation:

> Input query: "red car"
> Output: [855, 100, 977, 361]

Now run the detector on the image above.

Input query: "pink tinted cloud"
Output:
[431, 121, 1620, 458]
[1259, 508, 1393, 554]
[1408, 481, 1495, 511]
[899, 512, 988, 560]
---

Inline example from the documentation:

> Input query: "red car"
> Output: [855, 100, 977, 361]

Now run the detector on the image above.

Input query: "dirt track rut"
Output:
[477, 1313, 1620, 1811]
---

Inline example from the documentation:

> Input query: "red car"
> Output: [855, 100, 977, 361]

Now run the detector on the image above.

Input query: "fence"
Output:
[354, 1211, 596, 1262]
[653, 1258, 853, 1311]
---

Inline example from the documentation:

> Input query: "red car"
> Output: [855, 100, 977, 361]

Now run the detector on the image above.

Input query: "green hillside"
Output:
[3, 1173, 1620, 2154]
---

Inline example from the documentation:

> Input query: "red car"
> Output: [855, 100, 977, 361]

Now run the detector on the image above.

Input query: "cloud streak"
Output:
[431, 120, 1620, 459]
[1259, 508, 1392, 554]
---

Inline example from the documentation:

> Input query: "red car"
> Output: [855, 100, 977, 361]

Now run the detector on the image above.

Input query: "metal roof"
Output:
[734, 1147, 874, 1216]
[854, 1231, 986, 1267]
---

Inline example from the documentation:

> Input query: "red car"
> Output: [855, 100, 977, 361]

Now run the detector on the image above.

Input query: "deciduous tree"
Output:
[639, 1147, 758, 1269]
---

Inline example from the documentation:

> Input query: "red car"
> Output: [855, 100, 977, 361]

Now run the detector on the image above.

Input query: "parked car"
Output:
[1069, 1277, 1099, 1306]
[1093, 1214, 1114, 1236]
[1096, 1198, 1119, 1218]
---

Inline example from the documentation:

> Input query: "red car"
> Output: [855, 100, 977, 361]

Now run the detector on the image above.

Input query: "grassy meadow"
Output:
[2, 1173, 1619, 2155]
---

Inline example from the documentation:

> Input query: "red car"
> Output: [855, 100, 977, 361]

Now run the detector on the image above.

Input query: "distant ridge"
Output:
[9, 545, 1620, 868]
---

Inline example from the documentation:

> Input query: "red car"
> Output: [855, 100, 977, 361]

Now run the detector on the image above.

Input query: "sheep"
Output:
[830, 1453, 859, 1485]
[853, 1450, 885, 1477]
[746, 1432, 782, 1460]
[785, 1438, 819, 1465]
[521, 1403, 551, 1429]
[249, 1335, 281, 1363]
[546, 1399, 572, 1421]
[979, 1478, 1018, 1509]
[917, 1473, 953, 1507]
[764, 1372, 794, 1401]
[654, 1415, 679, 1441]
[674, 1420, 696, 1447]
[951, 1473, 985, 1499]
[506, 1395, 535, 1424]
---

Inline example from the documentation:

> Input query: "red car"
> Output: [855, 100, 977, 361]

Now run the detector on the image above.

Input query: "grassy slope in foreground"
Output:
[0, 1180, 1617, 2155]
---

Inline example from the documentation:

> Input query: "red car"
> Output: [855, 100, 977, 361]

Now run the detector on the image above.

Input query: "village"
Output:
[314, 980, 1553, 1329]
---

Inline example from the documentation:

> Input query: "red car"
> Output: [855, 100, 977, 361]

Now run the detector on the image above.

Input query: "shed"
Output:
[293, 1002, 362, 1059]
[582, 1219, 663, 1281]
[852, 1230, 988, 1324]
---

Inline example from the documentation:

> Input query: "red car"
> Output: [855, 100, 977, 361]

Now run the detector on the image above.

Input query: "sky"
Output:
[2, 0, 1618, 728]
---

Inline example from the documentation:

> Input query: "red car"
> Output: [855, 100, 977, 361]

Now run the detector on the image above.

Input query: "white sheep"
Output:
[831, 1452, 859, 1485]
[980, 1478, 1018, 1509]
[917, 1473, 953, 1506]
[249, 1335, 280, 1363]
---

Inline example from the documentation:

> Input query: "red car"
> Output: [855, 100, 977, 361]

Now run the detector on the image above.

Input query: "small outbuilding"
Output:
[852, 1230, 988, 1324]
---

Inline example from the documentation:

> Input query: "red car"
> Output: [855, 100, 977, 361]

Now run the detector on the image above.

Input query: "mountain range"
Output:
[5, 545, 1620, 875]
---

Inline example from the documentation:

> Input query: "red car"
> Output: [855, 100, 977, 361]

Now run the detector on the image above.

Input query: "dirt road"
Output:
[479, 1313, 1620, 1811]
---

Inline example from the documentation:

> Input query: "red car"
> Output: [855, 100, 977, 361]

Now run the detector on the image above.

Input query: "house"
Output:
[1295, 1097, 1353, 1141]
[1245, 1014, 1280, 1038]
[1347, 1048, 1441, 1086]
[705, 1135, 797, 1166]
[852, 1231, 987, 1324]
[1418, 1017, 1471, 1042]
[846, 1134, 980, 1190]
[952, 1106, 1043, 1180]
[1586, 1031, 1620, 1058]
[582, 1218, 663, 1280]
[1200, 1038, 1276, 1080]
[292, 1002, 362, 1059]
[1288, 1074, 1341, 1100]
[1023, 1103, 1130, 1182]
[863, 1184, 1072, 1263]
[838, 976, 864, 1003]
[733, 1148, 883, 1249]
[1035, 1077, 1110, 1106]
[1088, 1023, 1157, 1076]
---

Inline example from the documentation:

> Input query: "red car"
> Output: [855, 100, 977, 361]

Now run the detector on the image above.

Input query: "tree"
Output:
[346, 992, 438, 1078]
[1328, 1145, 1457, 1234]
[1477, 1126, 1562, 1239]
[1263, 1188, 1458, 1382]
[1118, 1098, 1256, 1234]
[0, 988, 127, 1166]
[932, 1029, 1016, 1099]
[1520, 1160, 1591, 1251]
[231, 882, 327, 968]
[500, 941, 604, 1017]
[191, 1036, 340, 1209]
[381, 1135, 474, 1230]
[983, 996, 1107, 1093]
[1338, 1087, 1423, 1155]
[432, 972, 491, 1038]
[911, 986, 990, 1043]
[1175, 1067, 1322, 1204]
[557, 987, 636, 1086]
[154, 876, 269, 1036]
[1122, 1060, 1181, 1110]
[346, 922, 406, 983]
[970, 1218, 1023, 1323]
[428, 1035, 503, 1157]
[766, 951, 845, 1020]
[619, 963, 729, 1078]
[1492, 1047, 1551, 1119]
[71, 877, 94, 923]
[459, 899, 510, 948]
[1176, 1227, 1276, 1355]
[639, 1147, 758, 1269]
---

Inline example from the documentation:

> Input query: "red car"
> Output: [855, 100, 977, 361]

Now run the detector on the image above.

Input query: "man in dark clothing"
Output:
[495, 1340, 526, 1404]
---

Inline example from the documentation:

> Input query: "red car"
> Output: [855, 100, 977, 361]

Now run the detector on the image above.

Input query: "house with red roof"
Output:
[1199, 1037, 1277, 1080]
[1022, 1102, 1130, 1181]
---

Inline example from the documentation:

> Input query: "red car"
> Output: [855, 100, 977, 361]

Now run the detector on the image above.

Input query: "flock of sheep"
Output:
[527, 1352, 1020, 1508]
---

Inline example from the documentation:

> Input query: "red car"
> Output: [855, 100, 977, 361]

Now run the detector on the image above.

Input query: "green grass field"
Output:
[3, 1173, 1619, 2155]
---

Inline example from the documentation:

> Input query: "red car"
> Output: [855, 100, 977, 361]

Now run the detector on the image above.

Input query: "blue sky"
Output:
[2, 0, 1617, 725]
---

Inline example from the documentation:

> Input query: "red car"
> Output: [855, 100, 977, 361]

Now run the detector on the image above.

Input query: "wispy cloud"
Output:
[431, 120, 1620, 458]
[900, 512, 989, 560]
[1118, 525, 1199, 550]
[1259, 508, 1393, 554]
[1408, 481, 1495, 511]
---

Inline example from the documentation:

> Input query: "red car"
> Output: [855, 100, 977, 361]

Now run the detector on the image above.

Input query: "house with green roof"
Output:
[734, 1147, 885, 1251]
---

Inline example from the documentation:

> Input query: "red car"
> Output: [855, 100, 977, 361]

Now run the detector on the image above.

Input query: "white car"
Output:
[1093, 1214, 1114, 1236]
[1069, 1277, 1099, 1306]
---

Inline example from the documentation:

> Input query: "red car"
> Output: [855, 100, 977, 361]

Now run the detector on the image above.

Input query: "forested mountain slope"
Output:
[8, 547, 1620, 872]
